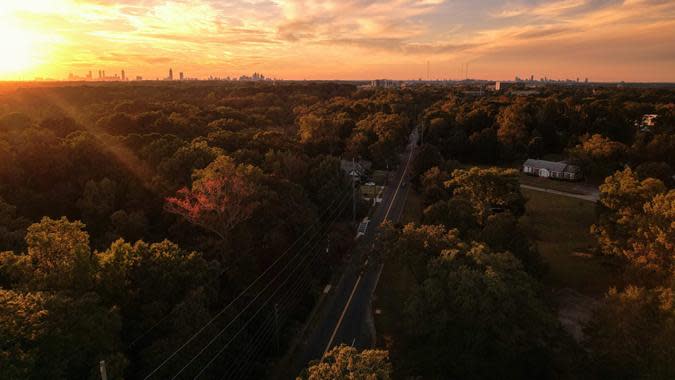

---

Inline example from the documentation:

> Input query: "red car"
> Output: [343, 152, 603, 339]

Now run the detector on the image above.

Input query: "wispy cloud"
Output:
[0, 0, 673, 81]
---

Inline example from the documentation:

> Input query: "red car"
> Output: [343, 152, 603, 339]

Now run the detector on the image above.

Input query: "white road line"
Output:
[383, 140, 415, 221]
[324, 131, 416, 355]
[324, 274, 362, 354]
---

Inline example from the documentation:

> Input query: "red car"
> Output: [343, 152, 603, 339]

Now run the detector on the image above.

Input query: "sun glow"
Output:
[0, 20, 40, 77]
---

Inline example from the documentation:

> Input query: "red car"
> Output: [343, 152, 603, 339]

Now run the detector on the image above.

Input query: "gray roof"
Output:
[340, 159, 372, 175]
[523, 159, 579, 173]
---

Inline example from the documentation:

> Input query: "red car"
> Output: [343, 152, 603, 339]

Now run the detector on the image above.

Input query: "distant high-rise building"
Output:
[169, 68, 173, 81]
[530, 74, 534, 81]
[179, 72, 184, 81]
[102, 70, 106, 78]
[121, 70, 125, 81]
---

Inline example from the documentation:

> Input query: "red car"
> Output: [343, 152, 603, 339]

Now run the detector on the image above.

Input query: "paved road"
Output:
[288, 130, 417, 376]
[520, 184, 599, 202]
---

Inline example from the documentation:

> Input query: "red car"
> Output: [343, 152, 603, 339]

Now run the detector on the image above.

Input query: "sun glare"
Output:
[0, 20, 38, 77]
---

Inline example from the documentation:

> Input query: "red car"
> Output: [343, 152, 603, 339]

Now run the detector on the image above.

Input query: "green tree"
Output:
[585, 286, 675, 380]
[378, 223, 462, 284]
[445, 167, 525, 224]
[25, 217, 96, 292]
[0, 290, 126, 380]
[403, 244, 557, 379]
[410, 144, 443, 181]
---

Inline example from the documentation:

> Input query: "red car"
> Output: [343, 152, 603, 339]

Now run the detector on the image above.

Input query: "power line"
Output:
[143, 191, 351, 379]
[190, 195, 349, 379]
[219, 223, 337, 380]
[129, 188, 349, 349]
[173, 194, 350, 379]
[226, 242, 332, 380]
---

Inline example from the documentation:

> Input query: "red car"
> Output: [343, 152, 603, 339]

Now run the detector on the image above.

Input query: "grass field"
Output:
[520, 188, 619, 295]
[519, 173, 599, 196]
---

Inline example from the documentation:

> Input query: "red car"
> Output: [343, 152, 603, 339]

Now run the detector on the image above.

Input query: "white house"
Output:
[523, 159, 582, 181]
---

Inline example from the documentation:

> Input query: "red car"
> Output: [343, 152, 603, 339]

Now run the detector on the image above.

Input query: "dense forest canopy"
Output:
[0, 81, 673, 379]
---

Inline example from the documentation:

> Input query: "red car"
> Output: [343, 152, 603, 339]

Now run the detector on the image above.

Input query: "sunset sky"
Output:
[0, 0, 673, 81]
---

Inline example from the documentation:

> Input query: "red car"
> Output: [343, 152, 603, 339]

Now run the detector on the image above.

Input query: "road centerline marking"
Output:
[324, 274, 362, 353]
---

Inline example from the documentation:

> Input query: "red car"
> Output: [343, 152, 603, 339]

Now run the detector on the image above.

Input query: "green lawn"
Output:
[519, 173, 598, 195]
[520, 188, 619, 295]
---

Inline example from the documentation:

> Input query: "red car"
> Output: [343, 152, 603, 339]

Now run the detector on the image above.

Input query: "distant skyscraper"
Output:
[102, 70, 106, 78]
[530, 74, 534, 81]
[169, 68, 173, 81]
[179, 72, 184, 81]
[121, 70, 125, 81]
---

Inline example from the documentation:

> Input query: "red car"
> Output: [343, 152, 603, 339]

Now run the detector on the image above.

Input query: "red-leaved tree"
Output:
[165, 156, 260, 241]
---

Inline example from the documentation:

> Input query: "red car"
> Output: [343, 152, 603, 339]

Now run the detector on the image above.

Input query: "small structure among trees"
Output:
[340, 159, 372, 181]
[522, 159, 583, 181]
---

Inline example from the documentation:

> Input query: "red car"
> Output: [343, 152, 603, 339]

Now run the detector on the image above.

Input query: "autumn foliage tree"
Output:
[298, 345, 392, 380]
[165, 156, 261, 241]
[592, 167, 672, 283]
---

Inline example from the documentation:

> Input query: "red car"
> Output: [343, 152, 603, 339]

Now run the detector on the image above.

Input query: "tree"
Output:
[635, 161, 673, 185]
[378, 223, 462, 284]
[419, 166, 449, 206]
[497, 102, 533, 158]
[480, 213, 545, 276]
[165, 155, 262, 241]
[445, 167, 525, 224]
[0, 197, 29, 252]
[584, 286, 675, 380]
[468, 128, 499, 163]
[569, 134, 627, 178]
[0, 290, 126, 380]
[625, 190, 674, 283]
[592, 168, 669, 281]
[25, 217, 96, 292]
[410, 143, 443, 181]
[298, 345, 392, 380]
[403, 242, 556, 379]
[422, 199, 477, 236]
[76, 178, 118, 237]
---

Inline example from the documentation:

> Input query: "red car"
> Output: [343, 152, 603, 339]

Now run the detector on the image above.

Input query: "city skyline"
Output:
[1, 0, 674, 82]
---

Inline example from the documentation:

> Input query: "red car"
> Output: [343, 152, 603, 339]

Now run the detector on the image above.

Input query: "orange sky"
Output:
[0, 0, 674, 81]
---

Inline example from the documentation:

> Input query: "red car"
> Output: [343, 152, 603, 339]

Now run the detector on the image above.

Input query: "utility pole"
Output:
[99, 360, 108, 380]
[352, 157, 356, 224]
[273, 303, 280, 353]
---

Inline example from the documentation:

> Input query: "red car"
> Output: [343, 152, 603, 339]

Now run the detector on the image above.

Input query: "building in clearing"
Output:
[522, 159, 583, 181]
[340, 159, 372, 180]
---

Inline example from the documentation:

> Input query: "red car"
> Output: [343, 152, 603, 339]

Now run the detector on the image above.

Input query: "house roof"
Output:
[523, 159, 578, 173]
[340, 159, 372, 175]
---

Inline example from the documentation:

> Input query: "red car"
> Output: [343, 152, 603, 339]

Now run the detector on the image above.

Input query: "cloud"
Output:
[0, 0, 673, 81]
